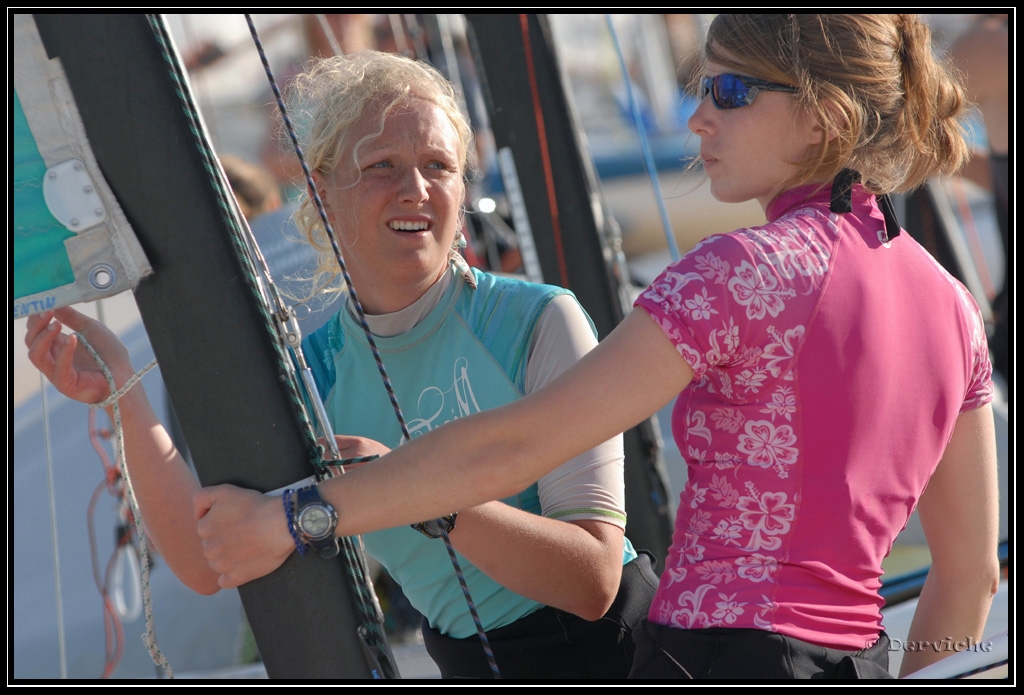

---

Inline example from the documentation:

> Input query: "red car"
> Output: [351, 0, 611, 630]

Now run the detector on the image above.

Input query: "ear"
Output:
[792, 102, 828, 147]
[310, 170, 332, 213]
[811, 120, 829, 146]
[819, 100, 847, 144]
[310, 169, 326, 194]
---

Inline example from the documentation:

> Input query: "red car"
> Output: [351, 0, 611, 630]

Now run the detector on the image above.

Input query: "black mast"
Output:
[463, 13, 675, 569]
[32, 13, 393, 679]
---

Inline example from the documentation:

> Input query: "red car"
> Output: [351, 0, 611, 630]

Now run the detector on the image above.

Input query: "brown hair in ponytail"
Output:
[699, 14, 969, 194]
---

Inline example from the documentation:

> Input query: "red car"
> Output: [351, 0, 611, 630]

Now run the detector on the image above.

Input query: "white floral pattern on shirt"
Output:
[637, 186, 994, 647]
[637, 204, 833, 634]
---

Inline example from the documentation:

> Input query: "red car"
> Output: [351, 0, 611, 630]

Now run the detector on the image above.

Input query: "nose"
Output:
[687, 94, 715, 138]
[398, 166, 429, 203]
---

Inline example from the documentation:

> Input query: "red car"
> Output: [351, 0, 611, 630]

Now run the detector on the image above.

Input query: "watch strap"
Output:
[283, 488, 307, 556]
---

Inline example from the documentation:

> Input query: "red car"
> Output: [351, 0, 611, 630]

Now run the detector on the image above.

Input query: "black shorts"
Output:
[629, 620, 893, 680]
[421, 550, 659, 679]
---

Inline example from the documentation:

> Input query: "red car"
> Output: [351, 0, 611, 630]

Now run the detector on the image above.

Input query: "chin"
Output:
[708, 184, 741, 205]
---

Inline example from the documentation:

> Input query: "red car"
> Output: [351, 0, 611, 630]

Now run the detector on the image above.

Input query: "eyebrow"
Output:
[359, 142, 458, 162]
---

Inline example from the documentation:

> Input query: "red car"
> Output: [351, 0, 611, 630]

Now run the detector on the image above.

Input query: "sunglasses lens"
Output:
[714, 74, 749, 109]
[702, 74, 794, 110]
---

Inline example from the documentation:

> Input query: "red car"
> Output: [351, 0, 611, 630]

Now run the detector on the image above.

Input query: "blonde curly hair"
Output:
[284, 50, 475, 296]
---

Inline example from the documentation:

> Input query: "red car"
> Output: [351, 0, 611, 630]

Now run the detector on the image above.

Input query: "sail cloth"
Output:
[12, 14, 151, 319]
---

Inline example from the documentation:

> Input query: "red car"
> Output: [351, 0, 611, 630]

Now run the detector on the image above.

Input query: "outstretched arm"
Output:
[899, 403, 1000, 676]
[339, 308, 693, 532]
[196, 308, 693, 588]
[26, 307, 221, 594]
[331, 435, 626, 620]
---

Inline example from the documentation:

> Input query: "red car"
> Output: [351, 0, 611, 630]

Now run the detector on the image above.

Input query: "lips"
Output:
[701, 152, 720, 173]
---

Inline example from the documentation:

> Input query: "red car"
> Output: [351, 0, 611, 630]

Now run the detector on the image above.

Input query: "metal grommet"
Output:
[88, 263, 116, 291]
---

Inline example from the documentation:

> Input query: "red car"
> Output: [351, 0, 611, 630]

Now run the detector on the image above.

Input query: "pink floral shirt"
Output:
[635, 184, 993, 649]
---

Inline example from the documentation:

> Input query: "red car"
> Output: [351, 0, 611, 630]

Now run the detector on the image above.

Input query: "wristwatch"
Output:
[294, 485, 340, 558]
[411, 513, 457, 540]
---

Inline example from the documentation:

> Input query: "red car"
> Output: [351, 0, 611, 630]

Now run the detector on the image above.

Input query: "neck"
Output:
[352, 263, 451, 316]
[350, 266, 455, 338]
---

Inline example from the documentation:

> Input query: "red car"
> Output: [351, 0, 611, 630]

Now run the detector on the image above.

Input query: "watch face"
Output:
[298, 505, 332, 539]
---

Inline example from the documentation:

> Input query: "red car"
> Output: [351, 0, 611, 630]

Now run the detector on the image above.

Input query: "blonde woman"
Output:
[27, 51, 657, 679]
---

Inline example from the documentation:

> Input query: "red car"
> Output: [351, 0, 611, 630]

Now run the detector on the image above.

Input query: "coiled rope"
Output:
[78, 336, 172, 679]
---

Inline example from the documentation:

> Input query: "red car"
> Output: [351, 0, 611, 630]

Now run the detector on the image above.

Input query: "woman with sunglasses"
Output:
[193, 15, 998, 679]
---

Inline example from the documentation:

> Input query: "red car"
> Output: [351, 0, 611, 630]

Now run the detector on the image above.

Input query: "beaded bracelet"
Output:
[282, 488, 307, 556]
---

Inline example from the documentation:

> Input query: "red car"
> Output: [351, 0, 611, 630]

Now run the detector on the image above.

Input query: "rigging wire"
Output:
[86, 479, 126, 678]
[519, 14, 570, 289]
[245, 13, 500, 678]
[179, 14, 220, 151]
[402, 14, 430, 61]
[388, 14, 410, 56]
[87, 409, 125, 678]
[949, 177, 997, 300]
[41, 373, 68, 680]
[314, 14, 343, 57]
[433, 14, 468, 120]
[143, 12, 394, 677]
[605, 14, 681, 262]
[147, 13, 343, 467]
[208, 150, 343, 461]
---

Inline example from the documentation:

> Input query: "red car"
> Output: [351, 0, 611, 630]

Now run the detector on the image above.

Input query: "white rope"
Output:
[77, 334, 173, 678]
[91, 359, 158, 409]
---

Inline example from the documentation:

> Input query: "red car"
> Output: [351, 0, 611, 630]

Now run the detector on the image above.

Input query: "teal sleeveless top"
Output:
[304, 268, 633, 637]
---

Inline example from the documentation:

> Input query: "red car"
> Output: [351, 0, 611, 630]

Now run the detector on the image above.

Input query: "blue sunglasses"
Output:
[701, 73, 798, 110]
